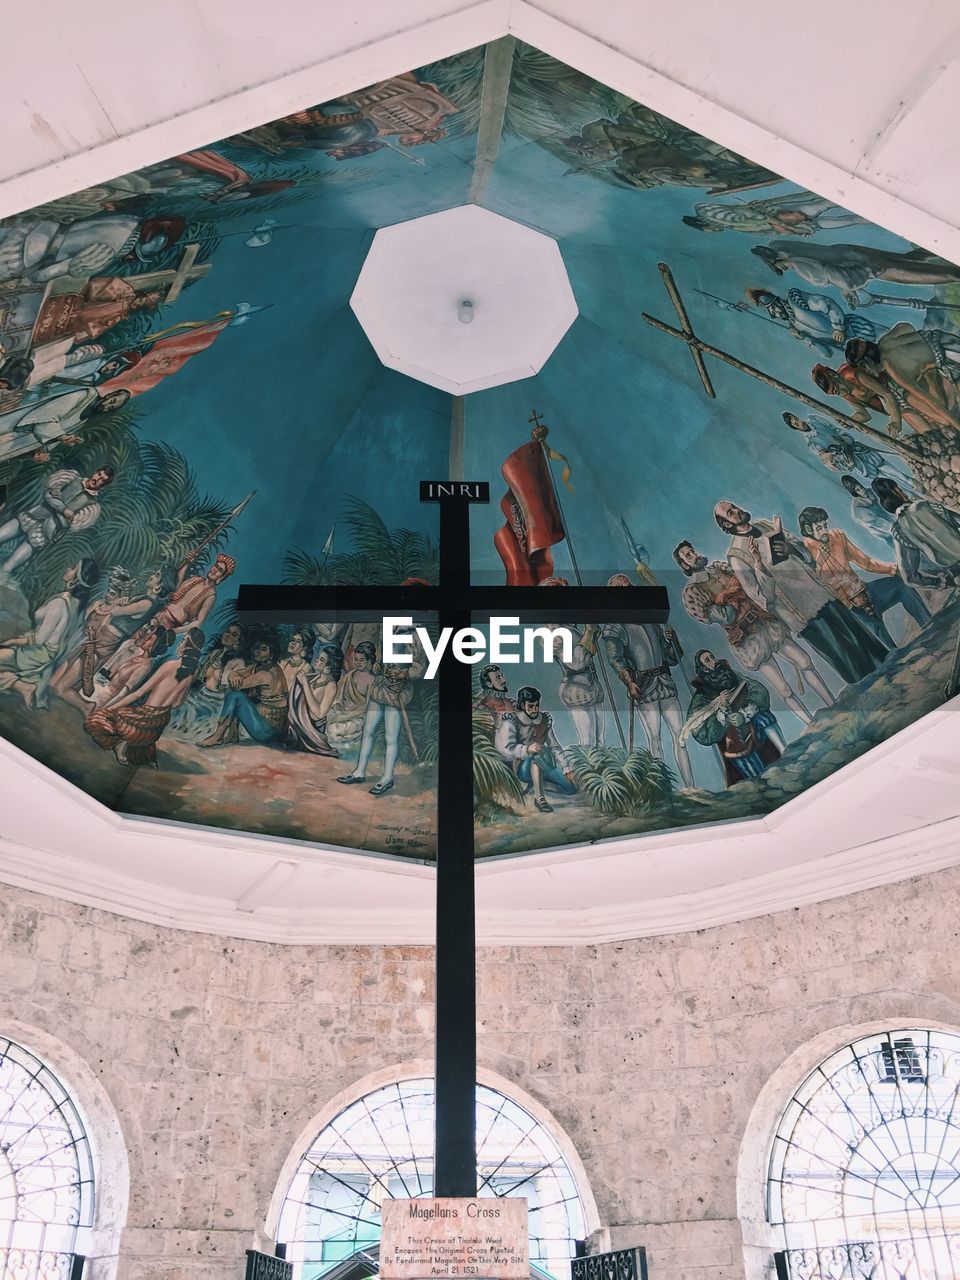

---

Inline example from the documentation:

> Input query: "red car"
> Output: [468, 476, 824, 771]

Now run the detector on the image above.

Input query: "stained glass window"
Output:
[0, 1037, 95, 1280]
[277, 1078, 587, 1280]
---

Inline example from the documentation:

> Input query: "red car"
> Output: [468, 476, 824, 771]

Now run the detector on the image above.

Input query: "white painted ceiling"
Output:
[350, 206, 577, 394]
[2, 0, 960, 944]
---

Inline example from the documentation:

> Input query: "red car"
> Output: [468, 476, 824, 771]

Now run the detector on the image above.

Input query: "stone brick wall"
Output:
[3, 863, 960, 1280]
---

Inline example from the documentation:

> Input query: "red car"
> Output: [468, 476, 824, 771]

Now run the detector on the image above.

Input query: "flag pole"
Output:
[529, 411, 627, 751]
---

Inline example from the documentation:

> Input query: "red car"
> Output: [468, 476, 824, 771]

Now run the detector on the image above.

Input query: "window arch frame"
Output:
[0, 1021, 130, 1280]
[265, 1060, 602, 1277]
[737, 1019, 960, 1280]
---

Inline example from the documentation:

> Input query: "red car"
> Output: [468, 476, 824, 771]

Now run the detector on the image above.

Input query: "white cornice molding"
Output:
[0, 810, 958, 946]
[0, 693, 956, 945]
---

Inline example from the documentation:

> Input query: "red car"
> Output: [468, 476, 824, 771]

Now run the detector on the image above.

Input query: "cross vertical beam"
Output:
[655, 262, 715, 397]
[432, 494, 477, 1197]
[238, 478, 672, 1209]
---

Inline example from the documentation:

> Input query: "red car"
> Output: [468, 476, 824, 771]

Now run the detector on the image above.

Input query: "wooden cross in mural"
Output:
[643, 261, 873, 430]
[124, 243, 211, 303]
[238, 481, 667, 1200]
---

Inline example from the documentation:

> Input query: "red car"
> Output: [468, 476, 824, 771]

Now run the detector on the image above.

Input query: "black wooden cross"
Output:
[238, 480, 667, 1200]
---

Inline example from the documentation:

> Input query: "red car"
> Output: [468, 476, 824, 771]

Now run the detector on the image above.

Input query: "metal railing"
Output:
[775, 1235, 960, 1280]
[0, 1251, 82, 1280]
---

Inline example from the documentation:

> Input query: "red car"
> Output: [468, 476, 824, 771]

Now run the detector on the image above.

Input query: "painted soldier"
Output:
[873, 478, 960, 590]
[603, 575, 694, 787]
[745, 287, 876, 357]
[552, 624, 605, 748]
[495, 685, 576, 814]
[474, 664, 515, 728]
[0, 466, 114, 573]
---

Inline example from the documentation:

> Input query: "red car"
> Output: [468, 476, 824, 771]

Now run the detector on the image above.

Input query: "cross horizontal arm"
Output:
[237, 583, 669, 623]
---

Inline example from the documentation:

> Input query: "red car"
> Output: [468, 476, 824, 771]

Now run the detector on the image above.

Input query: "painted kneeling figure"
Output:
[681, 650, 787, 787]
[85, 628, 205, 766]
[495, 685, 577, 814]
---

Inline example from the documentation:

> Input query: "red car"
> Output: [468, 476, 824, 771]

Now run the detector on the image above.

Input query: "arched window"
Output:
[768, 1027, 960, 1279]
[0, 1036, 95, 1280]
[277, 1077, 588, 1280]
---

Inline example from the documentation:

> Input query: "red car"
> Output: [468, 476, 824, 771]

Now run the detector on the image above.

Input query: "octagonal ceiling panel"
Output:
[0, 40, 957, 876]
[350, 205, 577, 394]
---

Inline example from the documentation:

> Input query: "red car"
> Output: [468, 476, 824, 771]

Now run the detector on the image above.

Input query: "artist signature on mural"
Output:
[376, 823, 434, 850]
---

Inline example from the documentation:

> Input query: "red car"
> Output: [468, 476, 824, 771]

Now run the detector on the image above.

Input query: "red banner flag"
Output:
[102, 318, 230, 397]
[494, 439, 566, 585]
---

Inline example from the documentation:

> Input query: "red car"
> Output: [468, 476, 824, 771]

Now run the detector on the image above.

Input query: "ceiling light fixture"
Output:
[457, 299, 476, 325]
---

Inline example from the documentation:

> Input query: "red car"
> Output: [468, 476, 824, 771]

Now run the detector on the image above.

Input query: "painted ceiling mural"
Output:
[0, 41, 957, 861]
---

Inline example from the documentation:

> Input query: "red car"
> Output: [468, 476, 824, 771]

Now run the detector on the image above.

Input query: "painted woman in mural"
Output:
[168, 622, 246, 741]
[285, 640, 341, 757]
[47, 564, 140, 712]
[326, 640, 376, 747]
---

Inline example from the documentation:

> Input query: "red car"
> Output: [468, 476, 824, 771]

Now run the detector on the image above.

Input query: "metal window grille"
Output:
[879, 1038, 926, 1085]
[0, 1037, 95, 1280]
[768, 1028, 960, 1280]
[276, 1078, 587, 1280]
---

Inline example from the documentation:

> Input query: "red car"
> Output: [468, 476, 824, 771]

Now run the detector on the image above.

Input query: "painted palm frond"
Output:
[567, 745, 674, 817]
[283, 547, 327, 585]
[340, 497, 398, 573]
[340, 497, 439, 585]
[405, 681, 440, 768]
[5, 420, 234, 609]
[283, 498, 438, 589]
